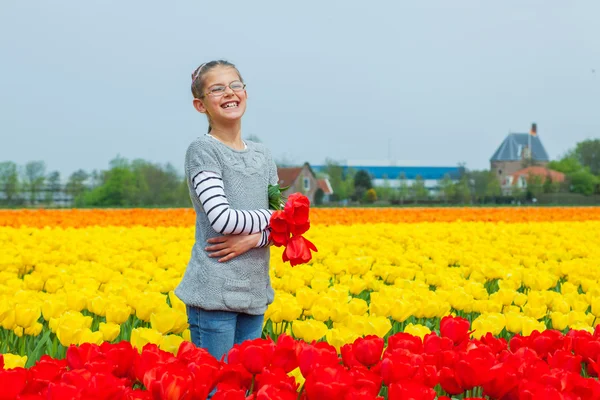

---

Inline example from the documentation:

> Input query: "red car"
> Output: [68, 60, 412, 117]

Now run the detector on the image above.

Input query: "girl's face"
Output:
[193, 66, 247, 125]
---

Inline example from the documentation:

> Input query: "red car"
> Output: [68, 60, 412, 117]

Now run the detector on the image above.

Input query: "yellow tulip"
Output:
[130, 327, 164, 351]
[182, 329, 191, 342]
[99, 322, 121, 342]
[513, 293, 528, 307]
[551, 312, 568, 330]
[15, 305, 40, 328]
[160, 334, 184, 354]
[13, 326, 24, 337]
[505, 312, 524, 334]
[404, 323, 431, 340]
[151, 307, 188, 335]
[105, 304, 132, 325]
[78, 329, 104, 345]
[2, 353, 27, 369]
[348, 298, 369, 316]
[66, 292, 87, 312]
[24, 322, 43, 336]
[295, 288, 319, 310]
[292, 319, 328, 342]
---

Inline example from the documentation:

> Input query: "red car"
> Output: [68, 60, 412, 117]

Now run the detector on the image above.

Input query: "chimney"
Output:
[530, 123, 537, 137]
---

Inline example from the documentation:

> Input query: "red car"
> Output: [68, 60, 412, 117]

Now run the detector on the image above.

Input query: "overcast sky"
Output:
[1, 0, 599, 178]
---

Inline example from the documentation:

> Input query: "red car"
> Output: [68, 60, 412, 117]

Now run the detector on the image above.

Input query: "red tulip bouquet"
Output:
[268, 185, 318, 266]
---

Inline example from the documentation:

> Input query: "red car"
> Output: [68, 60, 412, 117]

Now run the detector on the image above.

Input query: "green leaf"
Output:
[26, 329, 52, 368]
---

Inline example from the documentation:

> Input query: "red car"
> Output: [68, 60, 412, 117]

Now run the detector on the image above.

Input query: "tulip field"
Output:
[2, 207, 600, 399]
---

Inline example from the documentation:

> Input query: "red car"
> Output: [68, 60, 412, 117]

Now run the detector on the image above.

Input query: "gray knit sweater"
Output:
[174, 134, 279, 315]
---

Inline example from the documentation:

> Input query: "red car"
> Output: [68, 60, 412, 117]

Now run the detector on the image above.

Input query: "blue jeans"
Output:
[186, 305, 264, 362]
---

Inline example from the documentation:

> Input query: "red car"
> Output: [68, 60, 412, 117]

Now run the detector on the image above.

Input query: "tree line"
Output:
[321, 139, 600, 205]
[1, 139, 598, 208]
[0, 156, 191, 208]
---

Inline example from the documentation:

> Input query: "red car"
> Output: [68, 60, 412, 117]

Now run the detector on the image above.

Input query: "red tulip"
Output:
[282, 235, 318, 266]
[123, 388, 153, 400]
[348, 366, 382, 398]
[548, 349, 583, 374]
[27, 356, 69, 394]
[341, 343, 362, 368]
[148, 362, 192, 400]
[133, 344, 176, 384]
[440, 315, 471, 346]
[211, 387, 247, 400]
[255, 367, 299, 394]
[380, 349, 421, 385]
[66, 343, 103, 370]
[283, 193, 311, 235]
[269, 211, 290, 246]
[100, 341, 138, 379]
[387, 380, 436, 400]
[353, 335, 384, 368]
[297, 341, 340, 378]
[386, 332, 423, 354]
[255, 384, 297, 400]
[0, 367, 28, 400]
[271, 334, 299, 373]
[227, 338, 275, 375]
[46, 381, 80, 400]
[304, 364, 352, 400]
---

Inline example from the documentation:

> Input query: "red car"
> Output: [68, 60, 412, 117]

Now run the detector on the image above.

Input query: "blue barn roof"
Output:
[312, 165, 461, 180]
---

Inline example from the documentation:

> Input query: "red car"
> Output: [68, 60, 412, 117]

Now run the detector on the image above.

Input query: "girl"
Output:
[174, 60, 278, 362]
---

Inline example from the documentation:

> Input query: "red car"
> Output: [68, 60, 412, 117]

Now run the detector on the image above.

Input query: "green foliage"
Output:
[0, 161, 20, 204]
[268, 184, 288, 210]
[364, 188, 378, 203]
[353, 170, 373, 201]
[548, 155, 583, 175]
[23, 161, 46, 205]
[410, 175, 428, 203]
[323, 159, 354, 201]
[569, 169, 599, 196]
[574, 139, 600, 175]
[438, 174, 455, 203]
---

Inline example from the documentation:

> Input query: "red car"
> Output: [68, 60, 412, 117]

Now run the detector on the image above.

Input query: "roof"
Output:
[511, 166, 565, 183]
[312, 165, 461, 180]
[317, 178, 333, 195]
[490, 133, 550, 162]
[277, 167, 303, 187]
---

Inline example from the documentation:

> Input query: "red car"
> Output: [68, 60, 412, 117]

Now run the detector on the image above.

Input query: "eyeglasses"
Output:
[203, 81, 246, 98]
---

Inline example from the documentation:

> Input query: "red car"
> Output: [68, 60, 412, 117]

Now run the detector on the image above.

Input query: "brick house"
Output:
[276, 163, 332, 204]
[503, 166, 566, 194]
[490, 123, 550, 186]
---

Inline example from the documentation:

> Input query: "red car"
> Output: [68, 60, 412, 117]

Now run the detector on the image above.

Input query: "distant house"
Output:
[277, 163, 333, 204]
[490, 123, 551, 186]
[503, 166, 565, 194]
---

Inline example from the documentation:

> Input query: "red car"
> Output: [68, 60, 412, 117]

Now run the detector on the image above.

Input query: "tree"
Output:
[66, 169, 89, 200]
[23, 161, 46, 205]
[526, 174, 544, 200]
[439, 174, 455, 204]
[314, 188, 325, 205]
[574, 139, 600, 175]
[470, 170, 491, 204]
[569, 169, 599, 195]
[485, 172, 502, 201]
[543, 174, 560, 194]
[548, 154, 583, 175]
[376, 175, 393, 202]
[410, 175, 428, 204]
[45, 171, 61, 204]
[353, 170, 373, 202]
[0, 161, 20, 205]
[454, 175, 472, 204]
[397, 172, 410, 205]
[365, 188, 377, 204]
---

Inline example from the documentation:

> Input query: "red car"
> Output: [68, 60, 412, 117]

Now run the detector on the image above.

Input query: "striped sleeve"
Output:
[193, 171, 273, 236]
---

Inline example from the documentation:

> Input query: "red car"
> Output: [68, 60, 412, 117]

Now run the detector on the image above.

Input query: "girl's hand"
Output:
[205, 233, 262, 262]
